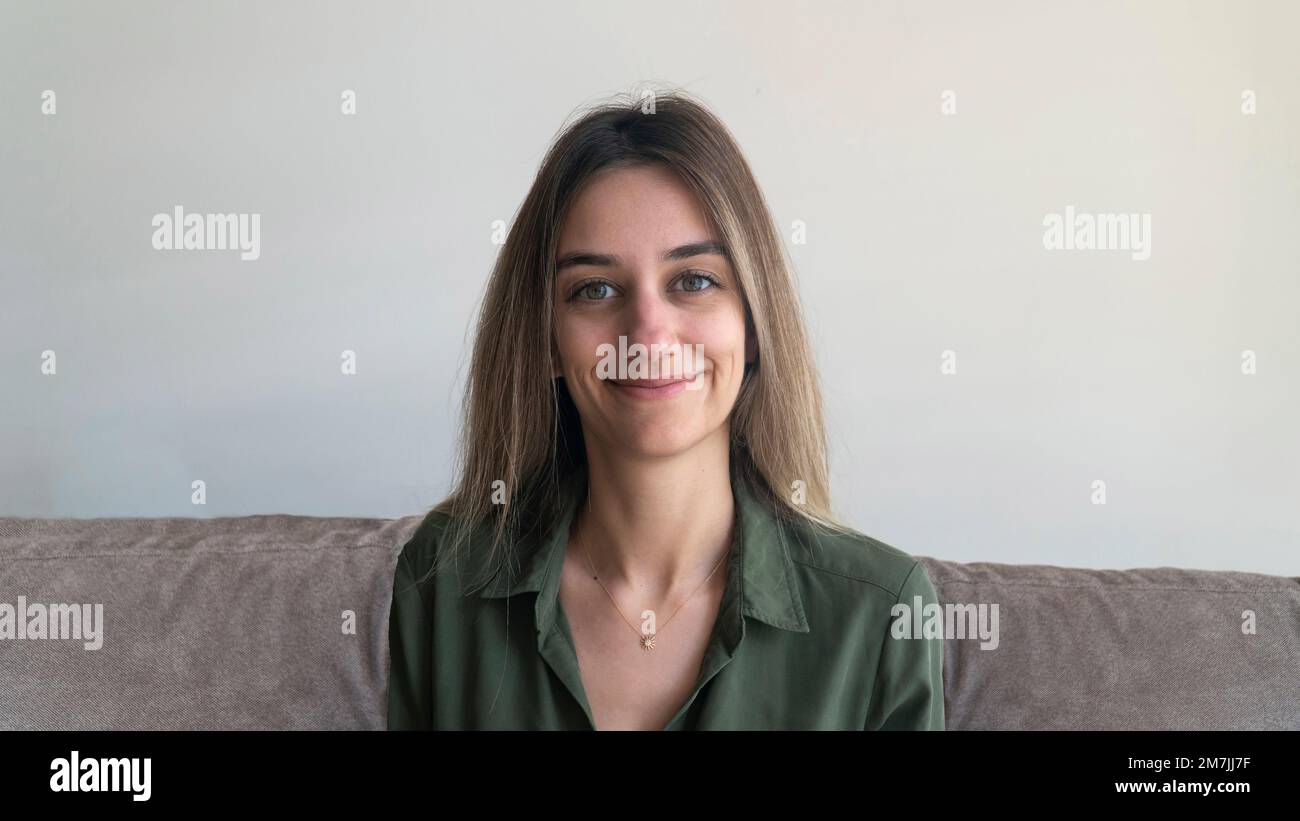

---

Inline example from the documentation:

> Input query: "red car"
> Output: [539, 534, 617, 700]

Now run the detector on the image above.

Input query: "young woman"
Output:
[387, 90, 944, 730]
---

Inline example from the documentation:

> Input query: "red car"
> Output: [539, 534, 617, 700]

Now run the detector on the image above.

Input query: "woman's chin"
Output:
[610, 429, 703, 459]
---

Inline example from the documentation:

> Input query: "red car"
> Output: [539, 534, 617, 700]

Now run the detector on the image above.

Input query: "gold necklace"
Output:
[575, 517, 729, 652]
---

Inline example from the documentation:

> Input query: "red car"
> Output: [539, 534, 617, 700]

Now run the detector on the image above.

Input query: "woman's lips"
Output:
[607, 377, 693, 399]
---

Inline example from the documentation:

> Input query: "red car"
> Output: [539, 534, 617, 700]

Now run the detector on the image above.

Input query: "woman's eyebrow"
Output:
[555, 240, 729, 272]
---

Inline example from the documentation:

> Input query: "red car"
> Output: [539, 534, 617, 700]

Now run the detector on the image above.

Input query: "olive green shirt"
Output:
[387, 465, 945, 730]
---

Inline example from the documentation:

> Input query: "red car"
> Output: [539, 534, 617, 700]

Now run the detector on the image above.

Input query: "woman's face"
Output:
[552, 164, 755, 461]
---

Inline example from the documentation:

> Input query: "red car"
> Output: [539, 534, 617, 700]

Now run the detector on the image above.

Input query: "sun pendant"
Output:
[640, 634, 656, 651]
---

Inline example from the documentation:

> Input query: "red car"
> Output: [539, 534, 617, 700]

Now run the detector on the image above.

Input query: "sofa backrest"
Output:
[0, 514, 422, 730]
[921, 557, 1300, 729]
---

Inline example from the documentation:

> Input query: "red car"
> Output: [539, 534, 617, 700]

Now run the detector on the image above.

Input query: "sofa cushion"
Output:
[0, 514, 423, 730]
[921, 557, 1300, 729]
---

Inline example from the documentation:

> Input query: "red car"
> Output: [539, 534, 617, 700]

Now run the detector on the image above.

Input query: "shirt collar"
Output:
[467, 463, 811, 639]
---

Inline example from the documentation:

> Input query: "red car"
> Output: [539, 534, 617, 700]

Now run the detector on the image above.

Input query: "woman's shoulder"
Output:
[781, 514, 938, 604]
[396, 507, 503, 596]
[397, 508, 452, 571]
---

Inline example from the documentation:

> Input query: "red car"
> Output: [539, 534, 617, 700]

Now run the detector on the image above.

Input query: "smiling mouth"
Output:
[606, 376, 697, 399]
[609, 378, 688, 388]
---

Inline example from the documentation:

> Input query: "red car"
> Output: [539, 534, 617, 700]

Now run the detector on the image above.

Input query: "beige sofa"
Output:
[1, 514, 1296, 730]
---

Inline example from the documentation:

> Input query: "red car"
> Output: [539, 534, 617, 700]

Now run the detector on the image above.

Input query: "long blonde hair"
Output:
[421, 88, 847, 593]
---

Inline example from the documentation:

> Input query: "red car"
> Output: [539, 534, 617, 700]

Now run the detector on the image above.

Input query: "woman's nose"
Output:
[621, 282, 676, 347]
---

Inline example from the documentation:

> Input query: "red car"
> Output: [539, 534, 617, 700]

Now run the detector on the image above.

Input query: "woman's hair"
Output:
[421, 87, 847, 592]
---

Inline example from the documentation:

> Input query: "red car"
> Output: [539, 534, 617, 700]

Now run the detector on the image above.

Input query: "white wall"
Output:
[2, 0, 1296, 575]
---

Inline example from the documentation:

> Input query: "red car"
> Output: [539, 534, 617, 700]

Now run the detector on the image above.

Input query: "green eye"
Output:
[676, 271, 721, 292]
[572, 280, 614, 301]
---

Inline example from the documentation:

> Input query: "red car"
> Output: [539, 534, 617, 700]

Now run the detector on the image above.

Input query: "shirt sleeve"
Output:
[387, 546, 434, 730]
[864, 559, 946, 730]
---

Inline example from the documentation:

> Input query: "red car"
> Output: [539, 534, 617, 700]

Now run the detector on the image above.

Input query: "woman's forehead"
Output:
[557, 166, 715, 255]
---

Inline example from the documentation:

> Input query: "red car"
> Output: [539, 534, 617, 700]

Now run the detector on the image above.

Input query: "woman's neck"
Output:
[575, 430, 735, 599]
